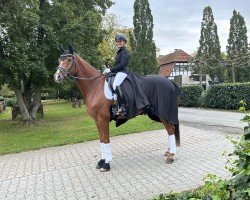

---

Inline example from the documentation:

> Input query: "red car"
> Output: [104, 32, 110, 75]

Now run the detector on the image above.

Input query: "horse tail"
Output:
[174, 84, 180, 146]
[174, 121, 180, 146]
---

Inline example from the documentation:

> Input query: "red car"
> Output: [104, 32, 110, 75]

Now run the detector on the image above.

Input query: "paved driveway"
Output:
[0, 125, 236, 200]
[179, 107, 247, 129]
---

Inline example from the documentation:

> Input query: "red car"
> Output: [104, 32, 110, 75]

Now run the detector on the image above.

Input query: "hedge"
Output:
[179, 85, 203, 107]
[203, 82, 250, 110]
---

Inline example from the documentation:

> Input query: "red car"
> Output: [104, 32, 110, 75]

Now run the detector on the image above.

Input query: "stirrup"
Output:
[120, 104, 127, 116]
[112, 105, 119, 116]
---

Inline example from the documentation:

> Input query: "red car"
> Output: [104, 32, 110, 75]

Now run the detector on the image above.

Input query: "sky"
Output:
[108, 0, 250, 56]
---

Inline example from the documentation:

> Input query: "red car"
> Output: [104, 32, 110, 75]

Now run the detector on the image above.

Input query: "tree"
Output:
[129, 0, 157, 75]
[0, 0, 112, 122]
[0, 84, 15, 98]
[226, 10, 249, 83]
[196, 6, 222, 82]
[0, 1, 48, 121]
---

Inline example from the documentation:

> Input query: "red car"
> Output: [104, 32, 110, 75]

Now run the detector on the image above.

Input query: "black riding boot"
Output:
[112, 102, 119, 116]
[115, 86, 127, 117]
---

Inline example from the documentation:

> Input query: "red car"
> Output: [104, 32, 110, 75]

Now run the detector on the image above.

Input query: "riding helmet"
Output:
[115, 33, 127, 43]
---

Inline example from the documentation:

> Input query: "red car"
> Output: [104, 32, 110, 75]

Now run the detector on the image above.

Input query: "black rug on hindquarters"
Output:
[112, 72, 181, 127]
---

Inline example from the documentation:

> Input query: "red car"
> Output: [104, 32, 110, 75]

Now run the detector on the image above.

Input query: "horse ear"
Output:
[68, 44, 74, 54]
[59, 45, 65, 53]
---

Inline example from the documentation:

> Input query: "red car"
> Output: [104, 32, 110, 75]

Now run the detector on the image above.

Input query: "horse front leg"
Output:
[96, 117, 112, 172]
[95, 121, 106, 170]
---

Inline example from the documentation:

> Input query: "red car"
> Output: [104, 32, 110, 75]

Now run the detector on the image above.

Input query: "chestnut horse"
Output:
[54, 46, 180, 172]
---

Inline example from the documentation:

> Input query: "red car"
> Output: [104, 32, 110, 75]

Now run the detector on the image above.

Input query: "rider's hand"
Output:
[103, 68, 111, 74]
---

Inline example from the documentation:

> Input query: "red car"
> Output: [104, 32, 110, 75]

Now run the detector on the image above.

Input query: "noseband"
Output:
[57, 54, 76, 78]
[57, 54, 102, 80]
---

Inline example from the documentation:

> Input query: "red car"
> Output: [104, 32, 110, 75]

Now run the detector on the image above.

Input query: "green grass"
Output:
[0, 100, 164, 155]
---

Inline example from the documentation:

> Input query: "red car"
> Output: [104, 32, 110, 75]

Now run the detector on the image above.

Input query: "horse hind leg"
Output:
[160, 118, 180, 164]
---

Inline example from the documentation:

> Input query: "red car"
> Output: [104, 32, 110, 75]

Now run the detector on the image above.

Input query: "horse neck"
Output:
[75, 56, 103, 99]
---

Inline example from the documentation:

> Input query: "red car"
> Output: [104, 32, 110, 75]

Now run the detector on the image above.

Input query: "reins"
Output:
[70, 73, 103, 80]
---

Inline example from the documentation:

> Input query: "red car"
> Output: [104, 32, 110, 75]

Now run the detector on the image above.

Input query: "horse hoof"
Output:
[100, 163, 110, 172]
[164, 151, 170, 156]
[96, 159, 105, 169]
[100, 168, 110, 172]
[166, 158, 174, 164]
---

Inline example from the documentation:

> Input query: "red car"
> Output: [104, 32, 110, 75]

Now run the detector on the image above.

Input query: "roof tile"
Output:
[158, 49, 193, 66]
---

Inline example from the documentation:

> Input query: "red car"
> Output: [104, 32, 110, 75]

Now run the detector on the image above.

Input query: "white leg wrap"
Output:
[100, 143, 105, 159]
[103, 143, 112, 163]
[168, 135, 176, 154]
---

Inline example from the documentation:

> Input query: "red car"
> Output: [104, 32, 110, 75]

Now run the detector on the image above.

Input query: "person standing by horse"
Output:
[103, 33, 130, 116]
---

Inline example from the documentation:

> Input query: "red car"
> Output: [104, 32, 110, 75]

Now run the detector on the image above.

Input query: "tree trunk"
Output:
[232, 65, 235, 83]
[231, 56, 236, 83]
[30, 87, 42, 119]
[13, 88, 33, 122]
[199, 64, 203, 86]
[12, 85, 42, 122]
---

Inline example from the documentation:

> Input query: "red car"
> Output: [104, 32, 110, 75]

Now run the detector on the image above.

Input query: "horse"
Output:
[54, 45, 180, 172]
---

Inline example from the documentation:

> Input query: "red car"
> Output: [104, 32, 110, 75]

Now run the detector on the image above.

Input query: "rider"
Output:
[103, 33, 130, 116]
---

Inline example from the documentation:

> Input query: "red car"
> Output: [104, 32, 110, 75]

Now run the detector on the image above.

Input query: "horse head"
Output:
[54, 45, 78, 83]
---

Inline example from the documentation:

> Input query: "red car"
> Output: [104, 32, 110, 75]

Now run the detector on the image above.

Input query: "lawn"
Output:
[0, 100, 164, 155]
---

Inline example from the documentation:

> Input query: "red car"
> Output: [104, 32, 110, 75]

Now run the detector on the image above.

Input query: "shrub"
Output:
[179, 85, 203, 107]
[197, 90, 208, 108]
[5, 98, 17, 107]
[202, 82, 250, 110]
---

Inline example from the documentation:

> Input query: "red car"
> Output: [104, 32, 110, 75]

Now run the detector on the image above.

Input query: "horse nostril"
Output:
[54, 74, 60, 82]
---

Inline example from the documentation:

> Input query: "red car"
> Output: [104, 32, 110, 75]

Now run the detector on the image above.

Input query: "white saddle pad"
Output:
[104, 80, 113, 100]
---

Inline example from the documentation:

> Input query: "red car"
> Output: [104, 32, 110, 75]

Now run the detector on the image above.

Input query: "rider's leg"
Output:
[115, 86, 127, 116]
[112, 72, 127, 91]
[113, 72, 127, 115]
[112, 96, 119, 115]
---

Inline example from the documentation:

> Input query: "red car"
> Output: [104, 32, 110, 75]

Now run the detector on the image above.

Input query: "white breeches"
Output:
[112, 72, 127, 100]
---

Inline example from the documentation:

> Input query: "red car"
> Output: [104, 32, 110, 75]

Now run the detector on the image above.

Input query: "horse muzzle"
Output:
[54, 70, 65, 83]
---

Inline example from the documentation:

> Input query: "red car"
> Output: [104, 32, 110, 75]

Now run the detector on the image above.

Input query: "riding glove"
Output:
[103, 68, 111, 74]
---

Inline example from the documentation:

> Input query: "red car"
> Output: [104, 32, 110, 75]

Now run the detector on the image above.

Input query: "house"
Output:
[158, 49, 213, 89]
[158, 49, 194, 80]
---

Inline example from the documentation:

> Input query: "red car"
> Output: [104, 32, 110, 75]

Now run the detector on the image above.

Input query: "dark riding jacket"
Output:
[110, 47, 130, 73]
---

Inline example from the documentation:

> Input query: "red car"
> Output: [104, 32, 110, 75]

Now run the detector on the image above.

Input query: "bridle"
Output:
[57, 54, 103, 80]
